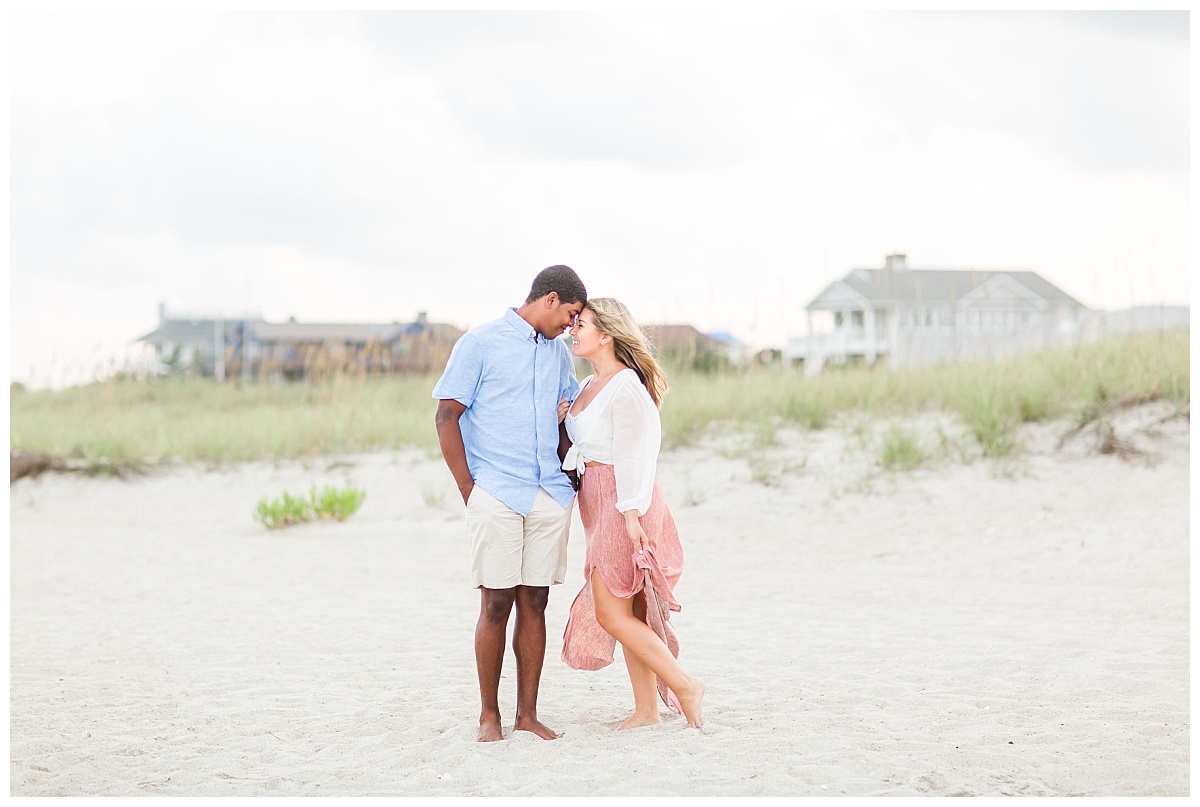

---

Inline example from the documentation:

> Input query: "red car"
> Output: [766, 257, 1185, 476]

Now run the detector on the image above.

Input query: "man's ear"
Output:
[544, 291, 560, 307]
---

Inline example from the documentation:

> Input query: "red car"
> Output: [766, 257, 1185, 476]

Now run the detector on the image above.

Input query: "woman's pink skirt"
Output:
[561, 464, 685, 714]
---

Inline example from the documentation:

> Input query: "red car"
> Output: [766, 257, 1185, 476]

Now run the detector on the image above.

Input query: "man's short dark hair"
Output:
[526, 265, 587, 306]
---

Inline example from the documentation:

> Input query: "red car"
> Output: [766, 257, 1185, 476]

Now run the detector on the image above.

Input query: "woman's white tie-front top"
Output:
[562, 368, 662, 516]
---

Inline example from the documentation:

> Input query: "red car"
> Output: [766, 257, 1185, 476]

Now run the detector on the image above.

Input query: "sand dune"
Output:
[9, 409, 1189, 796]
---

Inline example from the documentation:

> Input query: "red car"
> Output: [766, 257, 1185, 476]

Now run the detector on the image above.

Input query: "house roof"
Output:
[136, 318, 262, 343]
[250, 320, 464, 344]
[705, 331, 745, 347]
[250, 322, 404, 343]
[138, 315, 463, 346]
[403, 322, 464, 342]
[808, 268, 1086, 311]
[641, 324, 720, 352]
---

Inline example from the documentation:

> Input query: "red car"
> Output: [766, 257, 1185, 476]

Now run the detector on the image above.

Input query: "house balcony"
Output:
[788, 328, 887, 357]
[784, 328, 891, 373]
[823, 328, 889, 357]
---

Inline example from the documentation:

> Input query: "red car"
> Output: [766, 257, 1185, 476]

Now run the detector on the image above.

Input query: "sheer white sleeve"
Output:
[610, 376, 662, 516]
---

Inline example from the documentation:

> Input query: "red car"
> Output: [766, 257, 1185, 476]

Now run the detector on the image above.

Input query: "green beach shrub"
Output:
[255, 484, 366, 530]
[311, 484, 367, 521]
[255, 489, 313, 529]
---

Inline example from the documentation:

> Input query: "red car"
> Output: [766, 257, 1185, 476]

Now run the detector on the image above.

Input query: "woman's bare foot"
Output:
[478, 717, 505, 742]
[618, 711, 662, 730]
[679, 678, 706, 728]
[514, 715, 562, 740]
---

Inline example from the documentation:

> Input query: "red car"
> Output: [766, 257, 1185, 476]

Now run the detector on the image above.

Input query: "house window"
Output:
[1020, 311, 1030, 331]
[939, 308, 952, 327]
[834, 312, 844, 328]
[851, 311, 864, 329]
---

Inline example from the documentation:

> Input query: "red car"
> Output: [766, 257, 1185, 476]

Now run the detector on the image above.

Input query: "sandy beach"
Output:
[9, 407, 1189, 796]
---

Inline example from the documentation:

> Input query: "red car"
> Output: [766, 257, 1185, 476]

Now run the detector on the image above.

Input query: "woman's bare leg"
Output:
[591, 569, 705, 728]
[618, 589, 662, 729]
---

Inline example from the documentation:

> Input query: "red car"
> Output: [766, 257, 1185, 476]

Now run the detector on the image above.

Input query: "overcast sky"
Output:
[8, 9, 1190, 387]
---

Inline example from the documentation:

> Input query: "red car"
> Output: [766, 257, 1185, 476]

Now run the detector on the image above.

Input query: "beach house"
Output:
[137, 306, 461, 380]
[246, 313, 462, 379]
[641, 324, 727, 372]
[789, 254, 1089, 373]
[135, 304, 264, 379]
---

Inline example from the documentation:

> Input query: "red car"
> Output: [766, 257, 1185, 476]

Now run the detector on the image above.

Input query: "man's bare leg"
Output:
[619, 590, 663, 730]
[513, 585, 561, 740]
[476, 587, 516, 742]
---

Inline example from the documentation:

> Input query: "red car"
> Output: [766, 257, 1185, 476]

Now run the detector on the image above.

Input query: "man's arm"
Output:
[435, 399, 474, 505]
[557, 419, 571, 464]
[558, 420, 581, 492]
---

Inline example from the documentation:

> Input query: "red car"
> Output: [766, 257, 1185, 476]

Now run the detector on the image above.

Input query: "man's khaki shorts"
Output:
[465, 486, 572, 589]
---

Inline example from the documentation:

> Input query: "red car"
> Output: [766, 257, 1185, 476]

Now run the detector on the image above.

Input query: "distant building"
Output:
[247, 313, 462, 379]
[1090, 305, 1190, 334]
[136, 305, 462, 380]
[704, 331, 751, 367]
[641, 324, 727, 371]
[135, 304, 264, 379]
[788, 254, 1090, 373]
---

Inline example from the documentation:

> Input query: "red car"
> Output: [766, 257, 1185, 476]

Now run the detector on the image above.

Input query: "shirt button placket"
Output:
[532, 337, 542, 482]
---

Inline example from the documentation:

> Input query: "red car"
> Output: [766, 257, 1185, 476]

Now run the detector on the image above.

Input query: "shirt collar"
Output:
[504, 307, 546, 343]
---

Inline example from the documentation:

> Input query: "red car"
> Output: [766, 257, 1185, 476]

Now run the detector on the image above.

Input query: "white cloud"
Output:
[9, 10, 1190, 386]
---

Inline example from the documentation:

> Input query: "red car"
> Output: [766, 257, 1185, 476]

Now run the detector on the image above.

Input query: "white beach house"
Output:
[790, 254, 1089, 373]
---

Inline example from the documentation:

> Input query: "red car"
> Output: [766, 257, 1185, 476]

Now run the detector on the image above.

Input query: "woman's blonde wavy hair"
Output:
[584, 297, 668, 407]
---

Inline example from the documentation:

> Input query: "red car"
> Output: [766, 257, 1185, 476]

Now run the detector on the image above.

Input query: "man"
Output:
[432, 265, 586, 742]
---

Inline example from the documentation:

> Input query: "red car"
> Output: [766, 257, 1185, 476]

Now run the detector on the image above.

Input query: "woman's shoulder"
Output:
[612, 369, 654, 404]
[611, 368, 642, 392]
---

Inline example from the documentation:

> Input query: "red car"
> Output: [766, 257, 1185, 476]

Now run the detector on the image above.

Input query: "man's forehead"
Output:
[566, 303, 584, 316]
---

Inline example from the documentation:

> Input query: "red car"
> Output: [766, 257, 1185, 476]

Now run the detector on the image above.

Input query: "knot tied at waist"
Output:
[562, 444, 584, 474]
[562, 448, 607, 474]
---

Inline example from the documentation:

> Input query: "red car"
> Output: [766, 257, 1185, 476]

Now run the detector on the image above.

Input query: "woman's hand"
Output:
[624, 511, 647, 554]
[557, 398, 570, 423]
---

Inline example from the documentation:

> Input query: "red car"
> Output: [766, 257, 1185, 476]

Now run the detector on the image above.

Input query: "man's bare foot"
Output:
[618, 712, 662, 731]
[514, 715, 562, 740]
[478, 717, 505, 742]
[679, 678, 706, 728]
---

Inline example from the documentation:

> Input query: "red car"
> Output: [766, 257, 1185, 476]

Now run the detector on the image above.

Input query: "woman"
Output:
[559, 298, 705, 730]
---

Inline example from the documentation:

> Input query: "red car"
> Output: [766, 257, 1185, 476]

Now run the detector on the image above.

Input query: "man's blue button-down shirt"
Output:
[432, 308, 581, 516]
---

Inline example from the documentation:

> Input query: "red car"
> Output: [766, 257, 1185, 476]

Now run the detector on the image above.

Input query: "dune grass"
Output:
[9, 331, 1188, 465]
[879, 426, 928, 471]
[10, 373, 441, 463]
[660, 330, 1189, 457]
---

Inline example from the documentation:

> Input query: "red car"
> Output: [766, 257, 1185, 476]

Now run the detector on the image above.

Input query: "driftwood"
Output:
[10, 451, 144, 483]
[1094, 423, 1143, 460]
[1056, 396, 1187, 462]
[10, 451, 64, 482]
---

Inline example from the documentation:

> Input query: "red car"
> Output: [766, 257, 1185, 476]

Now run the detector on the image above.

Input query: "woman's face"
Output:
[569, 309, 607, 360]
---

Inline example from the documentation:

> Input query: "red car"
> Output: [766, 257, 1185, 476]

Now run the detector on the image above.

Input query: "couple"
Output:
[432, 264, 705, 742]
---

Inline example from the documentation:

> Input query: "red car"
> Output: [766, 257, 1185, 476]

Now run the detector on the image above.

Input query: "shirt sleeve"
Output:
[611, 376, 662, 516]
[431, 333, 483, 407]
[558, 341, 581, 403]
